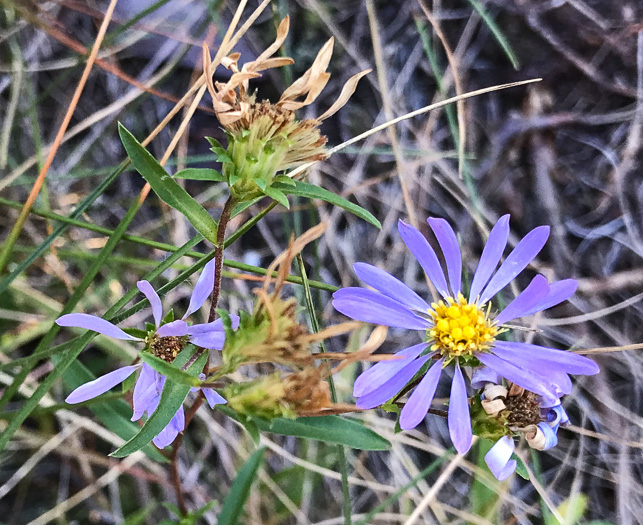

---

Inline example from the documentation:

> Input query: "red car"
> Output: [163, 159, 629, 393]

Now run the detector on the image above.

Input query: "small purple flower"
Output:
[57, 259, 238, 448]
[333, 216, 599, 454]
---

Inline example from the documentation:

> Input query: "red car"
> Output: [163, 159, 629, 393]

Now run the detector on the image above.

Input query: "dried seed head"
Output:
[224, 367, 331, 420]
[201, 17, 369, 202]
[504, 389, 542, 427]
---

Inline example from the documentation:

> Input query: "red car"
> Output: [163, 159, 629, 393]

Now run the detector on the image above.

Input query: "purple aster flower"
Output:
[481, 381, 569, 480]
[333, 216, 599, 454]
[57, 259, 239, 448]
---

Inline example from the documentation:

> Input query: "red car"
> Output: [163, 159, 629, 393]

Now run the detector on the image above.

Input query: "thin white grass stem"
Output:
[540, 290, 643, 326]
[402, 450, 467, 525]
[515, 452, 564, 524]
[565, 425, 643, 449]
[573, 342, 643, 354]
[286, 78, 541, 182]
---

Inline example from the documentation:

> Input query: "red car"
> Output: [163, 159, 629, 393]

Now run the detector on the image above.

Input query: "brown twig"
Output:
[168, 396, 205, 516]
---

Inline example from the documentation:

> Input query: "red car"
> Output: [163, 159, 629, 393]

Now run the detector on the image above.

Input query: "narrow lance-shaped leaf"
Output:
[119, 123, 219, 244]
[174, 168, 226, 182]
[139, 352, 203, 387]
[110, 347, 208, 457]
[217, 447, 266, 525]
[271, 180, 381, 229]
[217, 406, 391, 451]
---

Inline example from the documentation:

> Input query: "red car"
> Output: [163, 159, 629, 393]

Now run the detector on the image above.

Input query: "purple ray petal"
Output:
[183, 258, 216, 320]
[537, 422, 559, 450]
[522, 279, 578, 317]
[187, 315, 240, 335]
[399, 357, 444, 430]
[477, 352, 558, 405]
[485, 436, 516, 481]
[353, 343, 429, 397]
[353, 262, 430, 313]
[137, 280, 163, 328]
[469, 215, 510, 303]
[156, 320, 189, 337]
[490, 343, 573, 396]
[132, 364, 158, 420]
[448, 362, 473, 454]
[398, 220, 449, 298]
[548, 368, 573, 396]
[202, 388, 226, 408]
[492, 341, 600, 375]
[478, 225, 550, 305]
[65, 364, 141, 404]
[495, 275, 550, 325]
[356, 355, 432, 409]
[56, 313, 142, 341]
[333, 288, 432, 330]
[138, 375, 164, 420]
[428, 218, 462, 296]
[190, 331, 226, 351]
[547, 405, 569, 429]
[153, 406, 185, 448]
[543, 404, 568, 431]
[470, 366, 502, 389]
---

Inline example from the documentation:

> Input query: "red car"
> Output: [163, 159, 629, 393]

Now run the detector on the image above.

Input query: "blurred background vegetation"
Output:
[0, 0, 642, 523]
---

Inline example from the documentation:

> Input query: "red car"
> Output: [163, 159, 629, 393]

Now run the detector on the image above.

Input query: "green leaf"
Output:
[472, 439, 501, 520]
[274, 175, 296, 187]
[217, 447, 266, 525]
[266, 416, 390, 450]
[263, 186, 290, 209]
[123, 504, 157, 525]
[275, 175, 297, 188]
[174, 168, 226, 182]
[272, 180, 380, 228]
[119, 124, 219, 243]
[139, 352, 203, 387]
[558, 492, 588, 525]
[513, 452, 529, 480]
[206, 137, 232, 163]
[218, 407, 390, 450]
[110, 348, 208, 457]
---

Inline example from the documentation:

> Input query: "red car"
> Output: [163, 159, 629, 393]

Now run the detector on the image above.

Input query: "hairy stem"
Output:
[208, 196, 236, 322]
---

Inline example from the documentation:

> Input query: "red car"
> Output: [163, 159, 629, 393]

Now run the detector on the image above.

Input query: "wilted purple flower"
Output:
[482, 382, 569, 480]
[332, 216, 599, 454]
[57, 259, 239, 448]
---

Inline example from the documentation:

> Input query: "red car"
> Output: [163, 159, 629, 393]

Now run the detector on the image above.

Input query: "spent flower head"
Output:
[332, 215, 599, 454]
[203, 17, 369, 204]
[56, 259, 233, 448]
[474, 378, 569, 480]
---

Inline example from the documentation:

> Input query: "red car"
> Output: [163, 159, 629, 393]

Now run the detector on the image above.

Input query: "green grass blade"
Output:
[0, 231, 204, 451]
[217, 447, 266, 525]
[466, 0, 520, 70]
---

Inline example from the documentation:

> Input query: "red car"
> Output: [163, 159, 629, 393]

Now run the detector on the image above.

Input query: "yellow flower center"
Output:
[428, 294, 499, 358]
